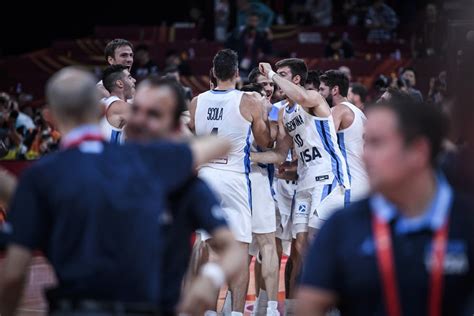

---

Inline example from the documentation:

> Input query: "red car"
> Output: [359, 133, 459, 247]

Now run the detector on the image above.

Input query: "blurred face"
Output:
[247, 15, 259, 29]
[318, 82, 334, 106]
[363, 108, 420, 193]
[347, 87, 360, 104]
[402, 70, 416, 87]
[305, 82, 318, 91]
[256, 74, 274, 100]
[126, 85, 177, 141]
[135, 49, 149, 65]
[109, 45, 134, 69]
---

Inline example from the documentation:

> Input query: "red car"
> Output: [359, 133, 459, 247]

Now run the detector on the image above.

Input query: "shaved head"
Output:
[46, 67, 100, 124]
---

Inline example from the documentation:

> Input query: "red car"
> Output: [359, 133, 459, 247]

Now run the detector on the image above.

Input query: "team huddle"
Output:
[95, 38, 368, 316]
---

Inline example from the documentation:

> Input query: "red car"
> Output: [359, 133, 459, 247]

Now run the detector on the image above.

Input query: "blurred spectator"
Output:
[215, 0, 230, 42]
[348, 83, 368, 110]
[163, 66, 193, 102]
[290, 0, 332, 26]
[227, 12, 272, 77]
[412, 3, 447, 57]
[365, 0, 399, 42]
[338, 65, 352, 82]
[427, 70, 447, 105]
[325, 34, 354, 59]
[401, 67, 423, 102]
[236, 0, 275, 31]
[343, 0, 370, 26]
[305, 70, 323, 90]
[165, 50, 192, 76]
[131, 44, 159, 82]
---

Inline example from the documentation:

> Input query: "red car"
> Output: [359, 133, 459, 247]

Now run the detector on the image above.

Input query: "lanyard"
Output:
[372, 214, 449, 316]
[61, 134, 104, 149]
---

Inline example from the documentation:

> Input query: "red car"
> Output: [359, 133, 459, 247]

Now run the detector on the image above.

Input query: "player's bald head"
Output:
[46, 67, 100, 123]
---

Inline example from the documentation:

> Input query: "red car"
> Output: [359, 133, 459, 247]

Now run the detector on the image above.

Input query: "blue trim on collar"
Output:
[210, 89, 236, 94]
[370, 172, 453, 234]
[285, 103, 297, 113]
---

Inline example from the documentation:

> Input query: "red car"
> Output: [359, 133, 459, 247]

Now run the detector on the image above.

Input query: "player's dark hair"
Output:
[275, 58, 308, 86]
[248, 67, 262, 84]
[144, 75, 187, 128]
[240, 83, 264, 96]
[213, 49, 239, 81]
[102, 65, 128, 93]
[319, 70, 349, 97]
[350, 83, 368, 102]
[306, 70, 323, 88]
[367, 98, 448, 166]
[104, 39, 134, 63]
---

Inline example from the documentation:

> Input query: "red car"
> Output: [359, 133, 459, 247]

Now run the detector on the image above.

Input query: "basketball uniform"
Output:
[337, 101, 369, 203]
[195, 89, 253, 243]
[100, 96, 124, 144]
[282, 103, 350, 233]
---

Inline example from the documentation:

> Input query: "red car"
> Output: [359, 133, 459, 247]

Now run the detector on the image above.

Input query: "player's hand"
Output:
[259, 62, 273, 77]
[177, 275, 219, 316]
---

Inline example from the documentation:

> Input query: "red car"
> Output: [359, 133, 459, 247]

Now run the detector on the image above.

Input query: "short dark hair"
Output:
[319, 70, 349, 97]
[275, 58, 308, 85]
[240, 83, 264, 95]
[102, 64, 128, 93]
[143, 75, 187, 128]
[248, 67, 263, 84]
[209, 68, 217, 87]
[104, 39, 134, 62]
[368, 98, 447, 165]
[306, 70, 323, 88]
[402, 67, 417, 77]
[213, 49, 238, 81]
[350, 83, 368, 102]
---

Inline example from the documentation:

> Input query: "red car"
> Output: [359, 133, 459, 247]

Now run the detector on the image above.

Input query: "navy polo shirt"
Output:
[6, 140, 193, 305]
[160, 177, 227, 313]
[301, 175, 474, 316]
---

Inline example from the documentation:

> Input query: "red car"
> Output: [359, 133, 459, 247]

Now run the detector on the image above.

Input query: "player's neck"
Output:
[384, 168, 437, 218]
[215, 81, 235, 91]
[334, 95, 347, 106]
[111, 90, 126, 101]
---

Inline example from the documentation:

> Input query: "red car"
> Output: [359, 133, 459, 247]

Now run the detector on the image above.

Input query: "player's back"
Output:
[100, 96, 123, 144]
[283, 103, 350, 190]
[337, 101, 368, 199]
[195, 89, 251, 173]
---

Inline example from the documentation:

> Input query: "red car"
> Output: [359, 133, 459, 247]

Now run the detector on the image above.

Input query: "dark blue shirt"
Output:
[7, 139, 193, 305]
[301, 177, 474, 316]
[160, 177, 227, 313]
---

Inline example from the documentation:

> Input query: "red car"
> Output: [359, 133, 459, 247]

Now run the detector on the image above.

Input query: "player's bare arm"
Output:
[331, 104, 354, 131]
[251, 108, 292, 164]
[107, 100, 129, 128]
[241, 92, 273, 149]
[296, 287, 338, 316]
[0, 245, 33, 316]
[188, 96, 198, 133]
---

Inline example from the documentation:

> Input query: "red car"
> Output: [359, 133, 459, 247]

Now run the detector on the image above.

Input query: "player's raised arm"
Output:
[242, 92, 273, 149]
[259, 62, 327, 109]
[188, 96, 198, 133]
[251, 108, 292, 164]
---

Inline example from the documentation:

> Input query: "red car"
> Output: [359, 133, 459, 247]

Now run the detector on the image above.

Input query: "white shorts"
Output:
[199, 167, 252, 243]
[293, 175, 347, 235]
[250, 164, 277, 234]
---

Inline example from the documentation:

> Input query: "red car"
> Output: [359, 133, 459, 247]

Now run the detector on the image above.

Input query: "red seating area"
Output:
[0, 25, 443, 103]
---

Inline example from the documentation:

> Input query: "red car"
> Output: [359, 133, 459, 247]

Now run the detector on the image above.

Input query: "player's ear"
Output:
[116, 80, 124, 89]
[107, 56, 114, 65]
[292, 75, 301, 85]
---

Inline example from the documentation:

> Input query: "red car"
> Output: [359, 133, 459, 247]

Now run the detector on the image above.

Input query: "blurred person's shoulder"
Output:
[323, 198, 372, 231]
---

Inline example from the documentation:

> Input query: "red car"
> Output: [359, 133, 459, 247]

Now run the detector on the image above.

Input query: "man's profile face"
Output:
[318, 82, 333, 106]
[402, 70, 416, 87]
[126, 85, 176, 141]
[276, 66, 299, 99]
[110, 45, 134, 70]
[121, 70, 136, 99]
[347, 87, 360, 104]
[363, 107, 414, 193]
[256, 74, 274, 101]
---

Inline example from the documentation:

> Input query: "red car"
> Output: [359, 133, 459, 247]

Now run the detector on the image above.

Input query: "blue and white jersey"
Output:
[100, 96, 123, 144]
[195, 89, 251, 174]
[337, 101, 369, 201]
[283, 103, 350, 191]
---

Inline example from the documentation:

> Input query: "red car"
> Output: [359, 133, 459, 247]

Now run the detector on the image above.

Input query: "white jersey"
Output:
[195, 89, 251, 174]
[100, 96, 123, 144]
[337, 101, 369, 199]
[283, 103, 350, 191]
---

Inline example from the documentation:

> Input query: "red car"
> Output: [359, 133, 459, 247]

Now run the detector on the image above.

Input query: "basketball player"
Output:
[319, 70, 369, 203]
[97, 39, 134, 98]
[100, 65, 136, 143]
[248, 67, 275, 102]
[252, 59, 350, 314]
[189, 49, 273, 315]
